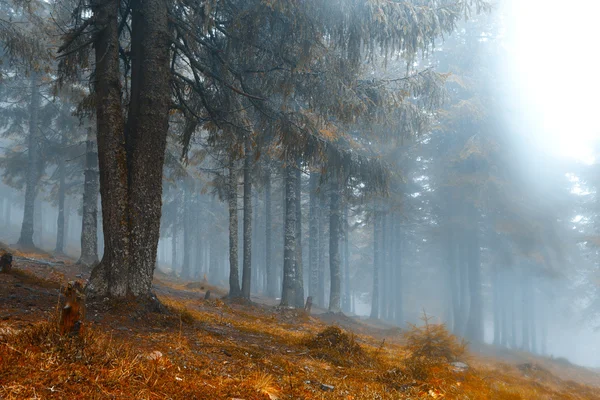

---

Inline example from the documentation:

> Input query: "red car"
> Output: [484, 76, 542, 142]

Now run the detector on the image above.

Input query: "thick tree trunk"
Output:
[78, 127, 99, 267]
[124, 0, 170, 297]
[280, 165, 296, 306]
[86, 0, 129, 298]
[308, 172, 319, 301]
[228, 162, 241, 297]
[18, 73, 41, 249]
[293, 165, 304, 308]
[328, 178, 341, 313]
[241, 136, 253, 299]
[370, 210, 381, 319]
[87, 0, 170, 299]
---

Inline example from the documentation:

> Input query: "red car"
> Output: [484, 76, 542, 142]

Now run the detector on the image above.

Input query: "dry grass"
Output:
[2, 264, 600, 399]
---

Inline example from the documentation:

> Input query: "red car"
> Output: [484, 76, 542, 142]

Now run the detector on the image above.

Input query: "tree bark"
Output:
[342, 202, 350, 313]
[328, 177, 341, 313]
[78, 127, 99, 267]
[55, 130, 67, 254]
[18, 72, 41, 249]
[308, 172, 319, 302]
[241, 136, 253, 299]
[181, 180, 192, 279]
[86, 0, 129, 297]
[265, 167, 275, 297]
[293, 165, 304, 308]
[87, 0, 170, 299]
[317, 195, 326, 307]
[370, 210, 381, 319]
[280, 165, 296, 306]
[228, 162, 241, 297]
[394, 214, 403, 326]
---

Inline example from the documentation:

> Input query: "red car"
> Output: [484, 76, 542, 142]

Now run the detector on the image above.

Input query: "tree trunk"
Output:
[241, 136, 253, 299]
[280, 165, 296, 306]
[78, 126, 99, 267]
[293, 165, 304, 308]
[342, 202, 350, 313]
[18, 72, 41, 249]
[394, 214, 403, 326]
[328, 178, 341, 313]
[265, 167, 275, 297]
[55, 132, 67, 254]
[87, 0, 170, 299]
[521, 268, 531, 351]
[181, 180, 192, 279]
[370, 210, 381, 319]
[228, 162, 241, 297]
[308, 172, 319, 301]
[493, 262, 501, 346]
[86, 0, 130, 297]
[465, 221, 483, 342]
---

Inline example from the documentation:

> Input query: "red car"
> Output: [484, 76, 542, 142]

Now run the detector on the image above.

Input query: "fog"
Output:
[2, 0, 600, 373]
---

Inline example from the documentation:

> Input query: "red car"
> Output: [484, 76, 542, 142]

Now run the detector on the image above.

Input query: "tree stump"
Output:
[60, 281, 85, 336]
[304, 296, 313, 314]
[0, 253, 12, 273]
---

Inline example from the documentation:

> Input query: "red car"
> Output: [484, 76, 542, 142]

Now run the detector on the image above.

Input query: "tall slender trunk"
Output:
[510, 272, 518, 348]
[5, 196, 11, 226]
[171, 223, 178, 273]
[493, 263, 501, 346]
[328, 177, 341, 313]
[394, 215, 403, 326]
[465, 222, 483, 342]
[521, 268, 531, 351]
[241, 136, 253, 299]
[457, 235, 469, 336]
[78, 126, 99, 266]
[342, 202, 350, 313]
[18, 73, 41, 249]
[381, 214, 389, 320]
[370, 210, 381, 319]
[181, 181, 192, 279]
[55, 119, 68, 254]
[265, 167, 275, 297]
[55, 158, 66, 254]
[308, 172, 319, 301]
[293, 165, 304, 307]
[530, 277, 537, 354]
[280, 165, 296, 306]
[228, 162, 241, 297]
[500, 269, 509, 347]
[317, 192, 326, 307]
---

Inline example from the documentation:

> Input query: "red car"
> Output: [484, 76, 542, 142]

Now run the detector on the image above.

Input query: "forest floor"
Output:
[1, 245, 600, 399]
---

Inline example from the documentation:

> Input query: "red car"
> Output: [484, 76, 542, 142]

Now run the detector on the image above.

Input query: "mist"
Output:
[2, 0, 600, 394]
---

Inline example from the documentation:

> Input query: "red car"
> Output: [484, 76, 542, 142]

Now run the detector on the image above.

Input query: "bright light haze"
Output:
[505, 0, 600, 163]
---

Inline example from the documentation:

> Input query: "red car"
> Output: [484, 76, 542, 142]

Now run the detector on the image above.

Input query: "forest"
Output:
[1, 0, 600, 398]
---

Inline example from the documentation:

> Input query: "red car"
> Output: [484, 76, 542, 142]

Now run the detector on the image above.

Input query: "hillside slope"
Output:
[0, 249, 599, 399]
